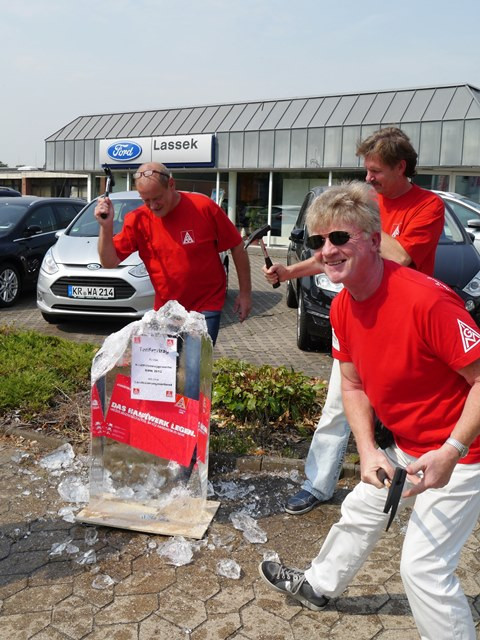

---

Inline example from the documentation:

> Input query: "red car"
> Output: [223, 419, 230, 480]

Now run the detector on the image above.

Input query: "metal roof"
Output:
[45, 83, 480, 172]
[47, 84, 480, 142]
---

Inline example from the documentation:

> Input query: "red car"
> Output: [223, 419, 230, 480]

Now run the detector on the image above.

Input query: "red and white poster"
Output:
[93, 374, 200, 467]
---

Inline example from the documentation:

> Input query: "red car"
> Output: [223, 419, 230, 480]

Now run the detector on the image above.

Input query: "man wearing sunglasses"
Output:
[259, 181, 480, 640]
[96, 162, 252, 345]
[264, 128, 444, 516]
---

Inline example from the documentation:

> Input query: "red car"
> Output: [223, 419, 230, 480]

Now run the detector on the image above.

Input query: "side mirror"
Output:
[24, 225, 42, 237]
[289, 227, 304, 243]
[467, 218, 480, 229]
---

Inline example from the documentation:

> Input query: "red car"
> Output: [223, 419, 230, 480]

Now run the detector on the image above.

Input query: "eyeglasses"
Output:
[133, 169, 170, 180]
[306, 231, 358, 250]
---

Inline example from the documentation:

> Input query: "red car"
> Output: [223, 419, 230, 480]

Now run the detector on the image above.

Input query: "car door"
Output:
[53, 201, 84, 230]
[18, 204, 58, 281]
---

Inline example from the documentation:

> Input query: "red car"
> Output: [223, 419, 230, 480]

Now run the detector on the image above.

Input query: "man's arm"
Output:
[95, 197, 121, 268]
[263, 255, 324, 285]
[404, 358, 480, 497]
[380, 231, 412, 266]
[230, 241, 252, 322]
[340, 360, 394, 486]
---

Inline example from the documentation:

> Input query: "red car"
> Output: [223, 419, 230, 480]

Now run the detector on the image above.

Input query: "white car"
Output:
[434, 190, 480, 253]
[37, 191, 155, 323]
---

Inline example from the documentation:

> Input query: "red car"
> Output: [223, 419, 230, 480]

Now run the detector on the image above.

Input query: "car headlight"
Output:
[314, 273, 344, 293]
[462, 270, 480, 297]
[128, 263, 149, 278]
[40, 248, 59, 275]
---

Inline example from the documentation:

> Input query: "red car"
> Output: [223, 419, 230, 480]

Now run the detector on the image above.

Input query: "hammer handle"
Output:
[264, 256, 281, 289]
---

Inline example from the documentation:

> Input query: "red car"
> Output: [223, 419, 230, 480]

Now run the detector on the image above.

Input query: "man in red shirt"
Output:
[259, 182, 480, 639]
[95, 162, 252, 344]
[265, 128, 445, 515]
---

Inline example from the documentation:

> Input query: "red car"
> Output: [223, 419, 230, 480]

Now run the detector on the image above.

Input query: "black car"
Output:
[287, 186, 480, 350]
[0, 196, 86, 306]
[0, 186, 22, 197]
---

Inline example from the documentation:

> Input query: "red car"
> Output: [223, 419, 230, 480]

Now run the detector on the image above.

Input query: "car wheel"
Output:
[297, 291, 315, 351]
[0, 263, 21, 307]
[286, 279, 298, 308]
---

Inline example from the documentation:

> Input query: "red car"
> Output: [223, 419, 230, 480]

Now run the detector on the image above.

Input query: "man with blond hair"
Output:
[95, 162, 252, 344]
[260, 181, 480, 640]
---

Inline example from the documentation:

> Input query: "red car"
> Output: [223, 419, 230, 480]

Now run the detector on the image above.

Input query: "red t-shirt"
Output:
[379, 184, 444, 276]
[331, 260, 480, 463]
[113, 192, 242, 312]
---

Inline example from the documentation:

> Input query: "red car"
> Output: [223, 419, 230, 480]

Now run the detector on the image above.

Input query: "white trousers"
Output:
[304, 446, 480, 640]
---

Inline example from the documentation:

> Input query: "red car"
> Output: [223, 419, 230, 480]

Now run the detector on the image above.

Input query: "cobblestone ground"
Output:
[0, 438, 479, 640]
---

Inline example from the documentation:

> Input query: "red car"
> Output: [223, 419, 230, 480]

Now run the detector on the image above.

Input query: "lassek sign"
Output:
[99, 134, 215, 168]
[151, 134, 214, 166]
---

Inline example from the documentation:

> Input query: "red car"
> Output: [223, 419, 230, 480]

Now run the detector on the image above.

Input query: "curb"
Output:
[1, 424, 361, 480]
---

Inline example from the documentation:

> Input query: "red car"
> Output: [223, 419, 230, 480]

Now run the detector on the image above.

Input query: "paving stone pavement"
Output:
[1, 249, 479, 639]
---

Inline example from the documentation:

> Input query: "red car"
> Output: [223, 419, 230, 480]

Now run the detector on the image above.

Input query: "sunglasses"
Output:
[133, 169, 170, 180]
[306, 231, 358, 250]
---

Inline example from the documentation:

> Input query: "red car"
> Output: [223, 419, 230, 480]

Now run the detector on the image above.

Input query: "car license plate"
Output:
[67, 285, 115, 299]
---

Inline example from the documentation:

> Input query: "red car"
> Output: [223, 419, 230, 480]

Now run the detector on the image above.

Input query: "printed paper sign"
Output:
[131, 335, 177, 402]
[102, 374, 199, 466]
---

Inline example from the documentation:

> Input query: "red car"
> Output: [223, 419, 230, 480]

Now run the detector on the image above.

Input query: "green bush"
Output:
[0, 326, 97, 415]
[212, 358, 326, 425]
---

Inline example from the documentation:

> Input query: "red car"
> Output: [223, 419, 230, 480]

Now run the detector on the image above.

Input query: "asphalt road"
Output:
[0, 249, 333, 381]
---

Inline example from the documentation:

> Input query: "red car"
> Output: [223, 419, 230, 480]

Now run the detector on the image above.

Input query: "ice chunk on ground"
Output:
[263, 550, 281, 563]
[216, 559, 241, 579]
[84, 528, 98, 546]
[157, 536, 194, 566]
[58, 506, 76, 523]
[39, 443, 75, 471]
[76, 549, 97, 565]
[92, 574, 115, 589]
[58, 475, 89, 503]
[229, 511, 267, 544]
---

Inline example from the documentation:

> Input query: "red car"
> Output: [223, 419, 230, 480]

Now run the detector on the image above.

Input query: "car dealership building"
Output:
[43, 82, 480, 246]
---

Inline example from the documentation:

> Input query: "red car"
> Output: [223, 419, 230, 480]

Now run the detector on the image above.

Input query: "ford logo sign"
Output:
[87, 263, 102, 270]
[106, 141, 142, 162]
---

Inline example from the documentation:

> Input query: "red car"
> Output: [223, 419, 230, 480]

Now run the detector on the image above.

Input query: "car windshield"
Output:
[67, 198, 143, 237]
[0, 203, 29, 237]
[441, 206, 466, 243]
[444, 198, 480, 228]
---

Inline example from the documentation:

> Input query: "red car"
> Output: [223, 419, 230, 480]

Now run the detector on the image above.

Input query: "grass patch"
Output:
[0, 325, 97, 417]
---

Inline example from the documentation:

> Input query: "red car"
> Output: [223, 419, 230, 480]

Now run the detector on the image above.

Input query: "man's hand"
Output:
[402, 446, 459, 498]
[94, 197, 114, 225]
[359, 448, 395, 488]
[233, 291, 252, 322]
[262, 262, 288, 286]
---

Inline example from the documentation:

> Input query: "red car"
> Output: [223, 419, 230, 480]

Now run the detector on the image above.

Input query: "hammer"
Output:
[100, 166, 115, 219]
[244, 224, 280, 289]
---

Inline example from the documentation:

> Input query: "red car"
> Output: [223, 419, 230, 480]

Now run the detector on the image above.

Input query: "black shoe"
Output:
[285, 489, 322, 515]
[258, 561, 329, 612]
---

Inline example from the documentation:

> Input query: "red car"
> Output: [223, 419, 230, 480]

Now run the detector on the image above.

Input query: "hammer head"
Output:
[103, 165, 115, 197]
[244, 224, 271, 249]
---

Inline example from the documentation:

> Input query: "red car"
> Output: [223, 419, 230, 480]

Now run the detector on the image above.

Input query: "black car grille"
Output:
[51, 277, 136, 299]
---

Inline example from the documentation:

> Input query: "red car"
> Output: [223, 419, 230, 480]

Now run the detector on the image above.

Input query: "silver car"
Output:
[434, 190, 480, 253]
[37, 191, 155, 322]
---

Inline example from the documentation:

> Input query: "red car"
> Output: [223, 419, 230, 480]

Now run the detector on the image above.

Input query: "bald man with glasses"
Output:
[95, 162, 252, 344]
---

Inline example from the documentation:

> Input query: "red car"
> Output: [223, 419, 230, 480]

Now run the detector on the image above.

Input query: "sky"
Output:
[2, 0, 480, 168]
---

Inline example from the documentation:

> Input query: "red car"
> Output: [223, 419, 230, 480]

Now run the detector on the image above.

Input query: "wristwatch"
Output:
[445, 437, 469, 458]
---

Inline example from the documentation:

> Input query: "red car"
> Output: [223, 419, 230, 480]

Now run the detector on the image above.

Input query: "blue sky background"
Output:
[2, 0, 480, 167]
